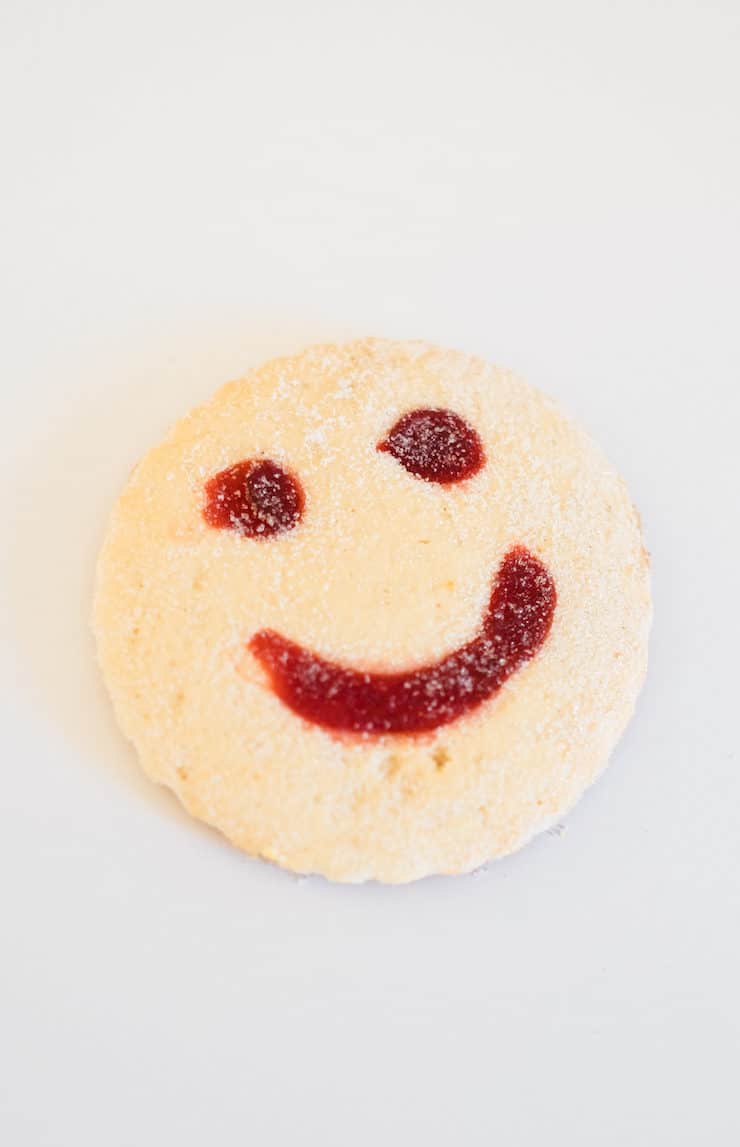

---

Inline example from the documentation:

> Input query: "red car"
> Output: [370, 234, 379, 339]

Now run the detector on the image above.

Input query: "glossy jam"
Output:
[203, 459, 304, 538]
[249, 546, 556, 734]
[377, 408, 485, 484]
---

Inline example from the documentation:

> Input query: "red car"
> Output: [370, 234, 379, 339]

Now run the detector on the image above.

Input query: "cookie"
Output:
[93, 339, 651, 882]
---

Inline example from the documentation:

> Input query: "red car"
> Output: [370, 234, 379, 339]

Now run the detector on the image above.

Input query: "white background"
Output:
[1, 2, 739, 1143]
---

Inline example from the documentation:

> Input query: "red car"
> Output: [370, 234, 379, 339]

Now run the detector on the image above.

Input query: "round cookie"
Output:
[93, 339, 651, 883]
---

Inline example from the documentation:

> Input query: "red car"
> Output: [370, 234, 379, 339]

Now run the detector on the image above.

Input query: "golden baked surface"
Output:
[93, 339, 651, 882]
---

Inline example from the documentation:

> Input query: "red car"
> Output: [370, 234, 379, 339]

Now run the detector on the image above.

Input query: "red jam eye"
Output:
[377, 408, 485, 484]
[203, 459, 304, 537]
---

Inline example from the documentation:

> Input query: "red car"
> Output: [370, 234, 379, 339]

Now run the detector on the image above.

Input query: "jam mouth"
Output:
[247, 546, 556, 735]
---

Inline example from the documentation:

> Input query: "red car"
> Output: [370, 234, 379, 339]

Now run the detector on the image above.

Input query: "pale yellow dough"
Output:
[93, 339, 651, 882]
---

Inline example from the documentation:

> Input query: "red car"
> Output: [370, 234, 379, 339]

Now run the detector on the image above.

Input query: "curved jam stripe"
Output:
[248, 546, 556, 734]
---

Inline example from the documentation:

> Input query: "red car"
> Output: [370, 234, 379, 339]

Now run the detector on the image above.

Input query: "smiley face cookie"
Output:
[93, 339, 651, 882]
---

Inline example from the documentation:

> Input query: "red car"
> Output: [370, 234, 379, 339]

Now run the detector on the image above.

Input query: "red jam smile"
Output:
[377, 408, 485, 484]
[204, 459, 304, 538]
[249, 546, 556, 734]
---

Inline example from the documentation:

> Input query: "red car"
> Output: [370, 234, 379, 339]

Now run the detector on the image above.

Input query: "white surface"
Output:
[1, 1, 739, 1143]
